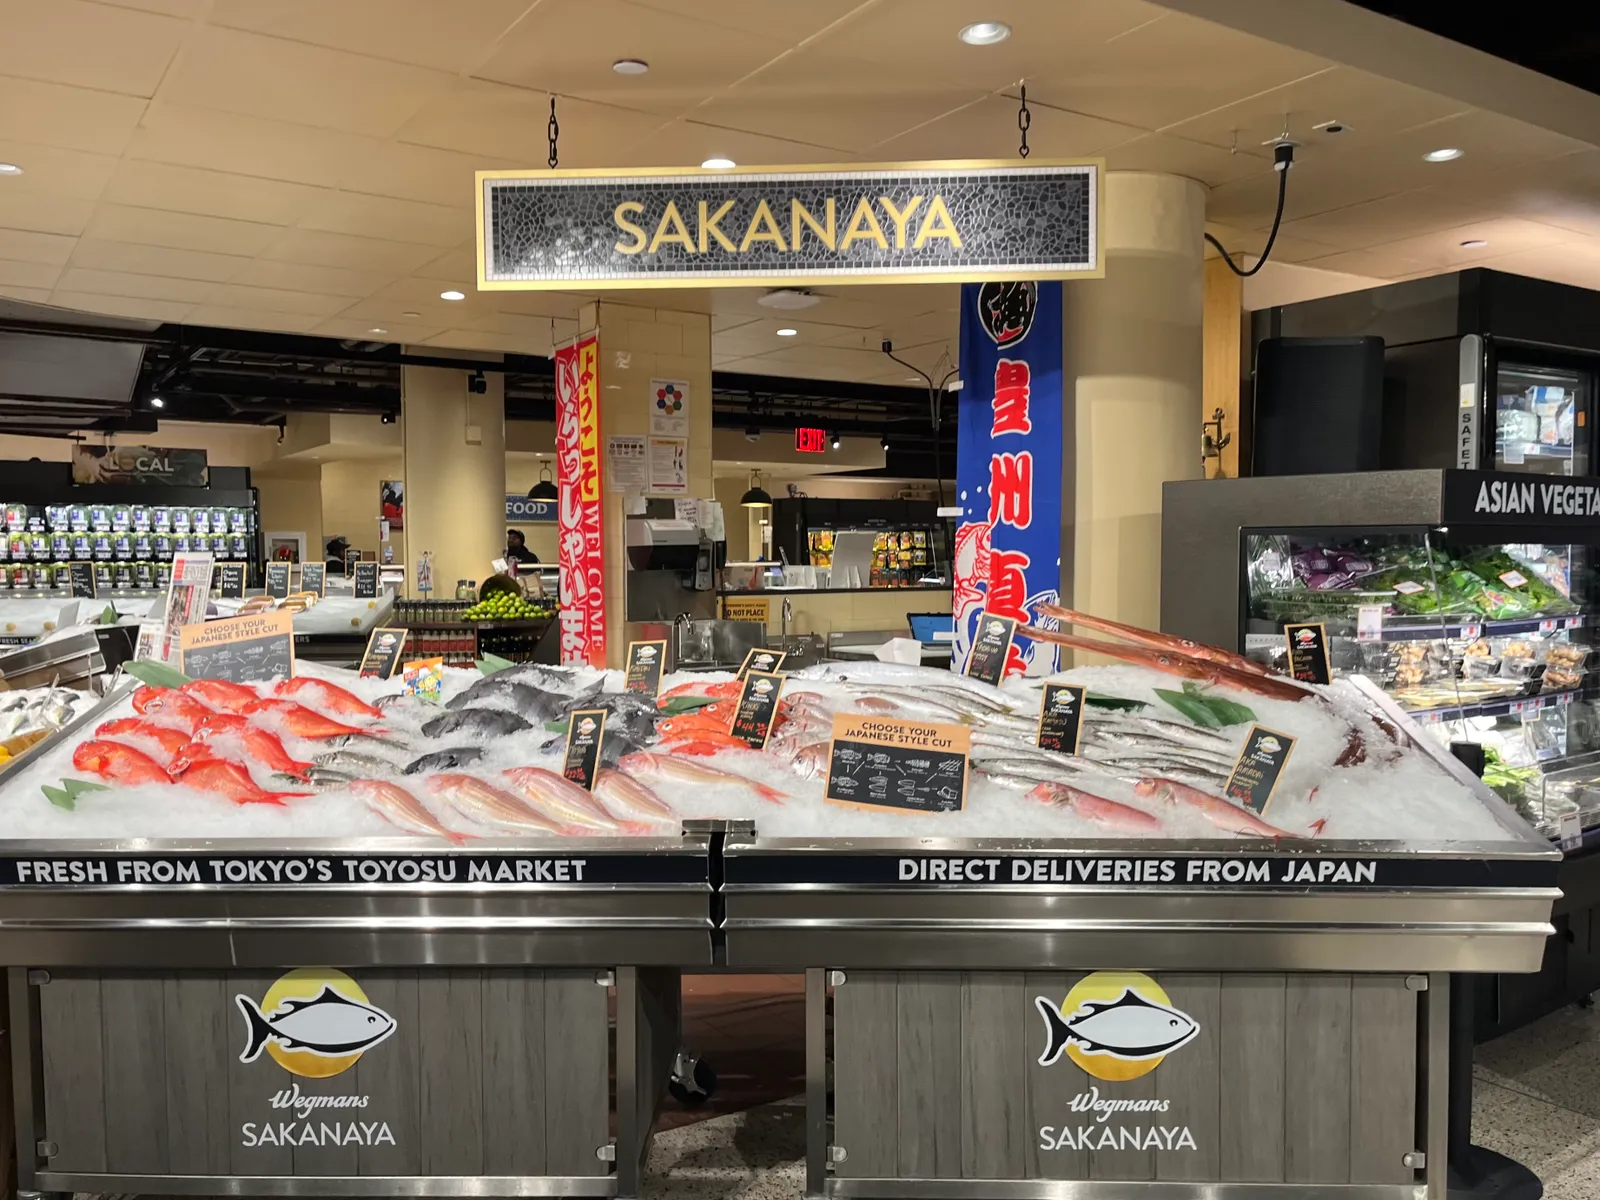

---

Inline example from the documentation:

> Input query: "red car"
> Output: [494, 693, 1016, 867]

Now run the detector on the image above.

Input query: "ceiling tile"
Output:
[1465, 242, 1600, 291]
[159, 25, 453, 138]
[104, 160, 331, 225]
[338, 142, 522, 207]
[621, 120, 843, 169]
[1365, 218, 1571, 271]
[1282, 189, 1500, 246]
[86, 0, 204, 15]
[1295, 247, 1429, 280]
[260, 229, 445, 273]
[298, 192, 469, 248]
[0, 229, 77, 266]
[0, 190, 96, 236]
[48, 290, 195, 322]
[67, 238, 249, 281]
[1101, 132, 1272, 187]
[311, 317, 448, 342]
[870, 93, 1143, 160]
[397, 81, 664, 164]
[183, 304, 324, 334]
[205, 284, 352, 317]
[0, 0, 187, 96]
[0, 285, 54, 305]
[84, 203, 284, 255]
[230, 259, 397, 299]
[208, 0, 534, 72]
[421, 328, 544, 354]
[0, 259, 63, 290]
[1203, 223, 1340, 266]
[0, 142, 119, 200]
[128, 102, 377, 186]
[626, 0, 871, 41]
[0, 76, 147, 155]
[54, 267, 218, 303]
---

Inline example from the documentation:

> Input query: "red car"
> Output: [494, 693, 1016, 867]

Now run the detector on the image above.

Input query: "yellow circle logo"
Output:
[1034, 971, 1199, 1081]
[235, 968, 396, 1078]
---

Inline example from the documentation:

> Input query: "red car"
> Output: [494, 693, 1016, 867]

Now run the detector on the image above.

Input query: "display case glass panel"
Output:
[1495, 362, 1589, 476]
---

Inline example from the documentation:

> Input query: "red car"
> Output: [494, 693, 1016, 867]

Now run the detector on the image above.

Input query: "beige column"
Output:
[400, 359, 506, 597]
[1064, 172, 1206, 630]
[580, 300, 713, 668]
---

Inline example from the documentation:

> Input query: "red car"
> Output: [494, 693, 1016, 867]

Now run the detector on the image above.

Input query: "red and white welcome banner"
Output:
[555, 335, 607, 667]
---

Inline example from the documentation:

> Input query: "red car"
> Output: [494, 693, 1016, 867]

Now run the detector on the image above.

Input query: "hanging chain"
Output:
[547, 97, 560, 170]
[1017, 83, 1031, 159]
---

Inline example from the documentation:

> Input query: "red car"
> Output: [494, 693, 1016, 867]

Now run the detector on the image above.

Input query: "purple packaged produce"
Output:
[155, 562, 171, 589]
[88, 506, 111, 532]
[153, 535, 172, 559]
[50, 534, 69, 560]
[45, 505, 68, 531]
[67, 505, 88, 532]
[71, 535, 91, 560]
[131, 506, 151, 532]
[94, 563, 113, 593]
[151, 506, 171, 532]
[28, 534, 48, 561]
[92, 535, 112, 560]
[171, 508, 189, 532]
[112, 534, 132, 559]
[133, 534, 151, 558]
[113, 563, 132, 591]
[134, 561, 154, 590]
[111, 506, 131, 531]
[191, 508, 209, 534]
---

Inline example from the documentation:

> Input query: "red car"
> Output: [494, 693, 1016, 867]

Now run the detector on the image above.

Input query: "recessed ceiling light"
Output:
[1460, 239, 1488, 249]
[701, 157, 736, 170]
[0, 163, 22, 176]
[440, 289, 465, 301]
[959, 21, 1011, 45]
[776, 327, 798, 337]
[402, 311, 422, 319]
[1423, 148, 1463, 162]
[757, 288, 820, 310]
[612, 59, 649, 75]
[369, 327, 388, 335]
[906, 376, 922, 383]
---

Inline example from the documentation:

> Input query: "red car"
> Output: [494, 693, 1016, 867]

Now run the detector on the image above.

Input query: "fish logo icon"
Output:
[1035, 971, 1198, 1080]
[577, 717, 598, 734]
[986, 619, 1005, 635]
[753, 679, 773, 694]
[1294, 629, 1316, 645]
[236, 968, 396, 1078]
[1257, 736, 1282, 754]
[637, 646, 657, 660]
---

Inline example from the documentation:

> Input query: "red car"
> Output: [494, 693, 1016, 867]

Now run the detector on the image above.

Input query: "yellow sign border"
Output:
[475, 158, 1104, 291]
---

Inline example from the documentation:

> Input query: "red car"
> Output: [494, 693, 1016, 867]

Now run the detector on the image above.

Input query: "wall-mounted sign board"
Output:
[477, 160, 1100, 290]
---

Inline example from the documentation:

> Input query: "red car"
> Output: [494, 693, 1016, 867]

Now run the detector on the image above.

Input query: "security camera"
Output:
[467, 369, 487, 395]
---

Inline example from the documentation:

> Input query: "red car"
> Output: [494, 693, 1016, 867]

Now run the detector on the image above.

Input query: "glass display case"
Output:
[1495, 361, 1589, 475]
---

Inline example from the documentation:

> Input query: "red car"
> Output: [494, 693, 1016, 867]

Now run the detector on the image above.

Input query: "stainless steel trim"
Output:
[34, 1173, 617, 1197]
[7, 966, 42, 1192]
[1425, 972, 1450, 1200]
[806, 967, 829, 1200]
[824, 1180, 1423, 1199]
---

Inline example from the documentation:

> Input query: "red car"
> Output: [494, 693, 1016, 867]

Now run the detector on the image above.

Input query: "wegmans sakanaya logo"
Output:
[236, 968, 396, 1078]
[1035, 971, 1199, 1080]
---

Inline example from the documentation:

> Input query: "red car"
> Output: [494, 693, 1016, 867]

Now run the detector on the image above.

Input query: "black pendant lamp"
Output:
[528, 462, 558, 500]
[740, 470, 773, 508]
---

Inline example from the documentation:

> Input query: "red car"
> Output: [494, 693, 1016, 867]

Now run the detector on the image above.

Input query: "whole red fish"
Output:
[95, 718, 194, 761]
[179, 678, 260, 714]
[72, 740, 172, 786]
[1027, 781, 1164, 832]
[240, 699, 377, 740]
[659, 679, 743, 705]
[274, 677, 384, 720]
[1133, 777, 1295, 839]
[172, 757, 310, 806]
[131, 686, 216, 728]
[188, 720, 313, 779]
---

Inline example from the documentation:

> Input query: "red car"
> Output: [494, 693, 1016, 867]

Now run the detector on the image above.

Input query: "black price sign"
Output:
[731, 670, 785, 749]
[358, 627, 408, 679]
[353, 561, 379, 599]
[624, 640, 667, 696]
[265, 561, 291, 600]
[963, 613, 1017, 684]
[737, 647, 787, 680]
[824, 713, 970, 814]
[1036, 683, 1086, 754]
[1283, 622, 1331, 685]
[67, 561, 96, 598]
[562, 707, 607, 791]
[178, 610, 295, 684]
[216, 562, 246, 599]
[300, 561, 326, 597]
[1224, 724, 1297, 815]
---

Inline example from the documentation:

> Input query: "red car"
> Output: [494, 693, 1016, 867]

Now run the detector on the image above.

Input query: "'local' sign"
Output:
[478, 161, 1099, 290]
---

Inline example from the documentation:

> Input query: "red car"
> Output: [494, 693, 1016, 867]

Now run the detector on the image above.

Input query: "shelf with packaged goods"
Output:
[1245, 612, 1589, 650]
[1405, 686, 1583, 724]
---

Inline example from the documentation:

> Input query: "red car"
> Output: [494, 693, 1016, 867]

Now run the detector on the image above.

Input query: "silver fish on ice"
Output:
[1034, 989, 1199, 1066]
[235, 986, 396, 1063]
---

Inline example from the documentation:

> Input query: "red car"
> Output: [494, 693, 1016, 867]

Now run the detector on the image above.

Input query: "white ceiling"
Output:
[0, 0, 1599, 385]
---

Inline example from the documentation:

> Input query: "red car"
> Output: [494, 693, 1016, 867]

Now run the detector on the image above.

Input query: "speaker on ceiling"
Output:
[1251, 335, 1384, 476]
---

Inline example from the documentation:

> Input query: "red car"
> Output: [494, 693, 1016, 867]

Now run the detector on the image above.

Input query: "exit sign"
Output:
[796, 427, 827, 453]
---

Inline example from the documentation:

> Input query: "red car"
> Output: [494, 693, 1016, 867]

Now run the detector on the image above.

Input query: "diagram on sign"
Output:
[824, 714, 970, 814]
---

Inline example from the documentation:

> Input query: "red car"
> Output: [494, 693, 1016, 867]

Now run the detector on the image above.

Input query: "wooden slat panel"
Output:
[229, 971, 291, 1176]
[39, 974, 106, 1173]
[833, 971, 899, 1179]
[355, 970, 421, 1177]
[544, 972, 609, 1177]
[483, 971, 547, 1176]
[1350, 976, 1418, 1185]
[896, 972, 961, 1179]
[1154, 974, 1221, 1182]
[1087, 1060, 1155, 1181]
[163, 976, 230, 1175]
[1025, 973, 1088, 1181]
[1218, 974, 1285, 1182]
[1284, 975, 1352, 1184]
[418, 971, 484, 1175]
[960, 972, 1026, 1179]
[291, 1071, 361, 1177]
[101, 975, 168, 1173]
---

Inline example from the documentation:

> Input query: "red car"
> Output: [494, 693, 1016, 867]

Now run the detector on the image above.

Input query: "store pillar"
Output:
[401, 359, 507, 596]
[1063, 172, 1206, 630]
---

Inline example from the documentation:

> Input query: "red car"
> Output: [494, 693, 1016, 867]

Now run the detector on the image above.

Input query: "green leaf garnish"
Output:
[476, 653, 515, 676]
[1084, 693, 1149, 711]
[121, 660, 191, 689]
[42, 784, 74, 811]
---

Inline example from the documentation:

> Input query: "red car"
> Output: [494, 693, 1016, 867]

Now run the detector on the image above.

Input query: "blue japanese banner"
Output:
[952, 281, 1062, 677]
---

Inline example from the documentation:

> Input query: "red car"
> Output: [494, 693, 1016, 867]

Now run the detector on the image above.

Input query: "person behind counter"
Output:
[325, 535, 351, 576]
[506, 529, 540, 565]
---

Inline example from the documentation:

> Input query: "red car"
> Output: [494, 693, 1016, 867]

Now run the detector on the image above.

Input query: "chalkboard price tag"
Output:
[216, 562, 245, 599]
[178, 610, 295, 684]
[737, 647, 787, 680]
[1283, 621, 1331, 685]
[562, 707, 607, 791]
[67, 561, 96, 599]
[963, 612, 1017, 684]
[1224, 724, 1298, 815]
[300, 562, 326, 597]
[353, 561, 379, 599]
[624, 640, 667, 696]
[824, 713, 970, 815]
[1037, 683, 1086, 754]
[358, 627, 408, 679]
[265, 562, 291, 600]
[730, 670, 785, 749]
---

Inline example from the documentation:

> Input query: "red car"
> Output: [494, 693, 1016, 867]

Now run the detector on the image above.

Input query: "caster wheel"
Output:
[668, 1058, 718, 1107]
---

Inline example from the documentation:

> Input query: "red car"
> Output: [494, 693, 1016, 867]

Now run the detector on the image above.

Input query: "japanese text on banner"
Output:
[556, 336, 607, 667]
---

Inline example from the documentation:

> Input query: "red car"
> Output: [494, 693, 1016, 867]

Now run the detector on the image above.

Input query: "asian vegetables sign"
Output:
[952, 281, 1063, 677]
[555, 335, 606, 667]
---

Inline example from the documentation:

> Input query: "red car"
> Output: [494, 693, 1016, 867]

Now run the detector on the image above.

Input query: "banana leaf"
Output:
[121, 660, 191, 689]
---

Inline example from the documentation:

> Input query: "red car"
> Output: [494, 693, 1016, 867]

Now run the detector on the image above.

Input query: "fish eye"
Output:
[367, 1015, 376, 1023]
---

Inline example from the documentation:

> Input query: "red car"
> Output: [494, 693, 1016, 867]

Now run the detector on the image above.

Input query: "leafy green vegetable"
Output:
[41, 784, 74, 811]
[64, 779, 108, 798]
[121, 660, 191, 689]
[98, 604, 119, 626]
[1154, 687, 1221, 728]
[659, 695, 726, 715]
[43, 777, 110, 811]
[1084, 693, 1149, 711]
[476, 653, 516, 677]
[1180, 681, 1258, 726]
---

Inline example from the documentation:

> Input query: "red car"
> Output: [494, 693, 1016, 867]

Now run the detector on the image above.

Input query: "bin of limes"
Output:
[462, 574, 546, 622]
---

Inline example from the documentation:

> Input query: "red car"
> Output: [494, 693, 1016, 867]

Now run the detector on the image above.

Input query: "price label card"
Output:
[824, 713, 970, 815]
[1283, 622, 1332, 685]
[265, 562, 291, 600]
[562, 708, 607, 791]
[1540, 620, 1557, 633]
[1036, 683, 1086, 754]
[1461, 624, 1482, 641]
[358, 627, 408, 680]
[353, 561, 379, 599]
[299, 561, 326, 597]
[730, 670, 785, 749]
[737, 647, 787, 680]
[67, 561, 96, 599]
[963, 612, 1017, 684]
[178, 610, 295, 684]
[1356, 604, 1385, 642]
[1224, 724, 1297, 815]
[216, 562, 245, 599]
[1560, 810, 1584, 852]
[624, 640, 667, 697]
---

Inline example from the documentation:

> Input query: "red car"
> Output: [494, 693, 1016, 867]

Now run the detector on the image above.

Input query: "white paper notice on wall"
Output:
[649, 379, 690, 438]
[607, 434, 647, 493]
[648, 436, 689, 495]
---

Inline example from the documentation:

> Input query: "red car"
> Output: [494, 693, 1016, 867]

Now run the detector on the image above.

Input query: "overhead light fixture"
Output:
[701, 157, 736, 170]
[831, 434, 840, 450]
[0, 163, 22, 176]
[612, 59, 649, 74]
[369, 327, 387, 335]
[745, 424, 761, 441]
[149, 396, 165, 409]
[959, 21, 1011, 45]
[1423, 148, 1463, 162]
[757, 288, 821, 310]
[528, 463, 558, 500]
[467, 368, 488, 395]
[740, 470, 773, 508]
[440, 289, 466, 301]
[880, 436, 891, 451]
[380, 412, 397, 425]
[776, 327, 798, 337]
[1460, 238, 1488, 248]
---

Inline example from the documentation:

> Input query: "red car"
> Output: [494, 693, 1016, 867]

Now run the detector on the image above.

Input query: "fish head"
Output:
[168, 742, 214, 774]
[131, 685, 169, 713]
[72, 741, 113, 771]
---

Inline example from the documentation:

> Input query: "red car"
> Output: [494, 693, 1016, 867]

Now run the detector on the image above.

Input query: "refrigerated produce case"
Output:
[770, 497, 949, 586]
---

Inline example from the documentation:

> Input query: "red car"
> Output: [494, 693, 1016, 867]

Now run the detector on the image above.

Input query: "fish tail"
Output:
[286, 760, 315, 780]
[1034, 996, 1074, 1066]
[753, 782, 789, 804]
[235, 995, 276, 1063]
